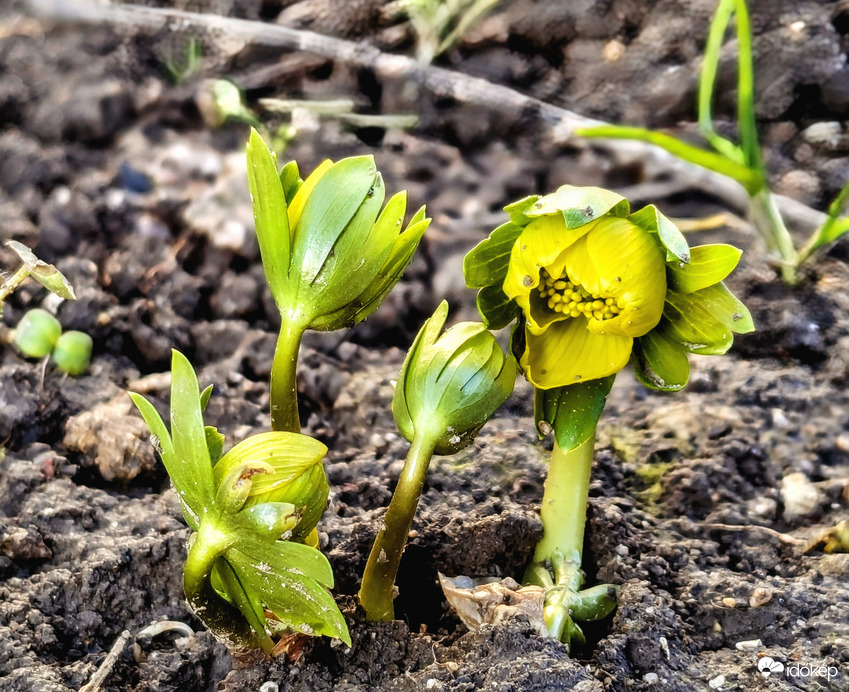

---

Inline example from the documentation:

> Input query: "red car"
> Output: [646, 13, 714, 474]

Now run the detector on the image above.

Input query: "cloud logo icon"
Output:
[758, 657, 785, 677]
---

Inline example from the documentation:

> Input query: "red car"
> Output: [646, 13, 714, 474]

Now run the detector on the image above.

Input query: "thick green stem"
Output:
[531, 435, 595, 566]
[523, 431, 618, 645]
[270, 319, 306, 433]
[359, 433, 438, 621]
[749, 189, 798, 284]
[183, 520, 273, 653]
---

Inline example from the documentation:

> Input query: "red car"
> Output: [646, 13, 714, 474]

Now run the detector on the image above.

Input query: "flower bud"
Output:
[13, 308, 61, 359]
[52, 330, 93, 376]
[247, 129, 430, 332]
[212, 431, 329, 542]
[393, 301, 516, 455]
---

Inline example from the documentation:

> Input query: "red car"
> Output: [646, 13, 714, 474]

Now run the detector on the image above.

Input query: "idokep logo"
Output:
[757, 656, 840, 683]
[758, 657, 784, 677]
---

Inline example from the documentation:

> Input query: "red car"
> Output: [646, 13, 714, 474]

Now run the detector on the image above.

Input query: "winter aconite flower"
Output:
[465, 186, 753, 391]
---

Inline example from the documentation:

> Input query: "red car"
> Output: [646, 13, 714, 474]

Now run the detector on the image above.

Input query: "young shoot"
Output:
[465, 185, 753, 648]
[247, 129, 431, 433]
[130, 350, 349, 653]
[0, 241, 75, 318]
[577, 0, 848, 284]
[12, 309, 93, 376]
[358, 301, 515, 621]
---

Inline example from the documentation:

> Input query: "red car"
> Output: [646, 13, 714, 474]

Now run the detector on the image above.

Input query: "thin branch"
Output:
[27, 0, 827, 234]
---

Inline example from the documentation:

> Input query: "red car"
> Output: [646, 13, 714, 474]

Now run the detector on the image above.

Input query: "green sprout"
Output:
[576, 0, 848, 284]
[247, 128, 431, 433]
[130, 350, 349, 653]
[399, 0, 501, 64]
[0, 241, 75, 319]
[464, 185, 753, 648]
[358, 301, 515, 620]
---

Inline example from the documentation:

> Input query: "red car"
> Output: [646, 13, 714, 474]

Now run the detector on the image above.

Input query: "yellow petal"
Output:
[288, 159, 333, 233]
[503, 215, 595, 302]
[565, 217, 665, 337]
[520, 317, 632, 388]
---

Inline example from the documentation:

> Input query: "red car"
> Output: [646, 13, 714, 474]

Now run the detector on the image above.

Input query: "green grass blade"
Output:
[576, 125, 758, 189]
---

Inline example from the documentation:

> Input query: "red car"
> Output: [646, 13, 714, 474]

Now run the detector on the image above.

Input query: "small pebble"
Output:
[260, 683, 278, 692]
[735, 638, 762, 650]
[721, 597, 737, 608]
[709, 674, 726, 689]
[643, 673, 659, 684]
[749, 587, 772, 608]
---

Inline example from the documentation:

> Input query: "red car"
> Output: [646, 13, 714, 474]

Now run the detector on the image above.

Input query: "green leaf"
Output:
[247, 129, 292, 308]
[291, 156, 378, 286]
[576, 125, 760, 192]
[307, 211, 429, 331]
[6, 240, 75, 300]
[129, 390, 201, 530]
[663, 292, 733, 355]
[205, 426, 225, 465]
[668, 244, 742, 293]
[200, 384, 214, 410]
[688, 282, 754, 334]
[476, 283, 519, 330]
[168, 350, 215, 513]
[226, 540, 350, 644]
[212, 558, 271, 648]
[535, 376, 615, 451]
[633, 328, 690, 392]
[526, 185, 629, 228]
[463, 221, 523, 289]
[504, 195, 539, 226]
[232, 502, 300, 541]
[279, 160, 302, 203]
[629, 204, 690, 263]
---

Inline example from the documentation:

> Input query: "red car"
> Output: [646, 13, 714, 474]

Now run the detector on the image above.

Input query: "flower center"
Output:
[537, 269, 622, 321]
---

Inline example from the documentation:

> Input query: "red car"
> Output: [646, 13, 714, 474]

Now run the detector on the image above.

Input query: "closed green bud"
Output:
[212, 432, 329, 542]
[393, 301, 516, 455]
[247, 129, 430, 332]
[52, 330, 93, 376]
[14, 308, 61, 359]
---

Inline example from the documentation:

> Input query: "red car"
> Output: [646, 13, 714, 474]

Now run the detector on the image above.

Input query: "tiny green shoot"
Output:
[0, 241, 75, 319]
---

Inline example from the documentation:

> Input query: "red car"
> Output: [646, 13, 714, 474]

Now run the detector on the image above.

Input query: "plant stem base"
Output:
[524, 549, 619, 648]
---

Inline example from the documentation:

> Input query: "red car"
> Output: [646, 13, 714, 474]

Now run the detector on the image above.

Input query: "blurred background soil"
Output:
[0, 0, 848, 690]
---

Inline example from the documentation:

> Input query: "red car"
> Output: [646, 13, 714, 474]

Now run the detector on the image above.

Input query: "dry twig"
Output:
[27, 0, 827, 233]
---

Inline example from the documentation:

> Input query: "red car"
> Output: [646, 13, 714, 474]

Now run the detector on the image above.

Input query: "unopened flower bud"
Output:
[247, 129, 430, 332]
[393, 301, 516, 455]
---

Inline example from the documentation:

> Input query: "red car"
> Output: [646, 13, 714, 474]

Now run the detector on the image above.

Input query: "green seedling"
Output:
[464, 185, 753, 648]
[399, 0, 501, 64]
[52, 331, 93, 376]
[13, 308, 61, 359]
[0, 241, 75, 318]
[247, 128, 430, 433]
[358, 301, 515, 620]
[577, 0, 848, 284]
[130, 350, 349, 653]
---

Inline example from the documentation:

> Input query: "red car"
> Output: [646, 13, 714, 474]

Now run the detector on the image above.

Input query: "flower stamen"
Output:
[538, 269, 621, 321]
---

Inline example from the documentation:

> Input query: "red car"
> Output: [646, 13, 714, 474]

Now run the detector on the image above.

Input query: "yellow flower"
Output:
[465, 185, 753, 392]
[503, 214, 666, 387]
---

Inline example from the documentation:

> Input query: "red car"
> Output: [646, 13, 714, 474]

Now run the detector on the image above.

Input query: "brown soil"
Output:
[1, 1, 847, 691]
